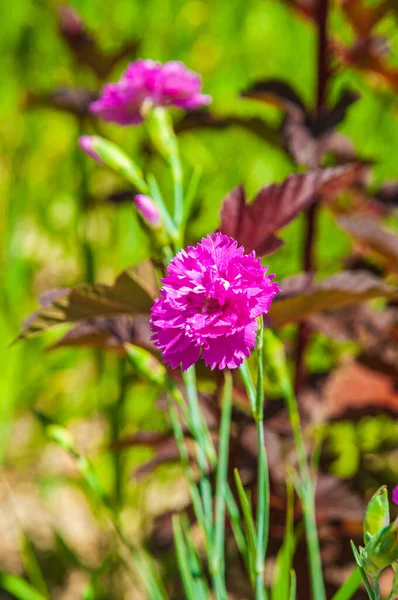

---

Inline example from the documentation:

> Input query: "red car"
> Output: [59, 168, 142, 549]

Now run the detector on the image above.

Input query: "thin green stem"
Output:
[171, 153, 184, 230]
[182, 366, 228, 600]
[110, 357, 127, 511]
[182, 367, 214, 539]
[282, 380, 325, 600]
[167, 395, 208, 544]
[373, 580, 381, 600]
[213, 372, 233, 583]
[254, 318, 269, 600]
[239, 360, 256, 414]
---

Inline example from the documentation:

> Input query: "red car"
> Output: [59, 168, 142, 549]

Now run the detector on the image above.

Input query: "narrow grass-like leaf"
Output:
[272, 483, 295, 600]
[147, 174, 179, 241]
[0, 573, 47, 600]
[180, 515, 209, 600]
[289, 570, 297, 600]
[213, 371, 233, 578]
[234, 469, 257, 567]
[173, 515, 197, 600]
[21, 537, 50, 599]
[183, 165, 202, 224]
[350, 541, 376, 600]
[331, 567, 362, 600]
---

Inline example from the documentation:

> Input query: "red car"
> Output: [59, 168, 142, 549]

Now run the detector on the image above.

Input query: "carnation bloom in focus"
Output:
[90, 59, 211, 125]
[150, 233, 280, 371]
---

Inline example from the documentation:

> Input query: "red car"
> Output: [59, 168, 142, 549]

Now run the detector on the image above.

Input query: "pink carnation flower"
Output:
[151, 233, 280, 371]
[90, 59, 211, 125]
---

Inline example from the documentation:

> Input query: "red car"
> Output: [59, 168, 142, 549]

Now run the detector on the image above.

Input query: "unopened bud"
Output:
[134, 195, 161, 228]
[77, 135, 148, 193]
[362, 518, 398, 578]
[364, 486, 390, 542]
[79, 135, 102, 163]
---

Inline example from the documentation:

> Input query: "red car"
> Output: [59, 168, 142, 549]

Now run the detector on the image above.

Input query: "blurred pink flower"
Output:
[150, 233, 279, 371]
[90, 59, 211, 125]
[393, 485, 398, 505]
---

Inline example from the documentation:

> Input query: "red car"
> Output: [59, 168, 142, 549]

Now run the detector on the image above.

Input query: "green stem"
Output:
[239, 360, 256, 414]
[77, 120, 95, 283]
[255, 421, 268, 600]
[212, 372, 233, 584]
[167, 394, 208, 544]
[110, 357, 128, 511]
[254, 318, 269, 600]
[183, 367, 214, 540]
[171, 153, 184, 230]
[373, 580, 381, 600]
[182, 366, 228, 600]
[282, 380, 325, 600]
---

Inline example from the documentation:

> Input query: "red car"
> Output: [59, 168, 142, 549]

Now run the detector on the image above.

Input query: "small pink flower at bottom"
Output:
[90, 59, 211, 126]
[393, 485, 398, 506]
[150, 233, 280, 371]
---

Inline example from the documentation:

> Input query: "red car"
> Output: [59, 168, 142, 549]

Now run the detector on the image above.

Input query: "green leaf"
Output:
[364, 486, 390, 542]
[21, 537, 50, 599]
[0, 573, 47, 600]
[331, 567, 362, 600]
[172, 515, 197, 600]
[272, 483, 295, 600]
[234, 469, 257, 568]
[289, 570, 297, 600]
[350, 541, 376, 600]
[362, 518, 398, 579]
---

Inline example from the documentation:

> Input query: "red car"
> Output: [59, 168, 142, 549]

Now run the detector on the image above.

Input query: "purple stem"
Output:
[294, 0, 330, 394]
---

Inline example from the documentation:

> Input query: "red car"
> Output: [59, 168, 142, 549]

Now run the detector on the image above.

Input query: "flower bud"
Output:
[78, 135, 102, 164]
[77, 135, 148, 193]
[362, 518, 398, 578]
[364, 485, 390, 542]
[134, 195, 161, 228]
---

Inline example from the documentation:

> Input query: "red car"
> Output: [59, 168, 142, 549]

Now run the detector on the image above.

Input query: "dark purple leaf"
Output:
[219, 165, 363, 256]
[49, 315, 153, 354]
[16, 262, 159, 342]
[241, 79, 307, 120]
[338, 215, 398, 267]
[270, 270, 396, 328]
[175, 110, 281, 147]
[25, 87, 98, 117]
[58, 6, 139, 78]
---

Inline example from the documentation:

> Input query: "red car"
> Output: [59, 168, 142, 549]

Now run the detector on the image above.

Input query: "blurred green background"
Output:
[1, 0, 398, 598]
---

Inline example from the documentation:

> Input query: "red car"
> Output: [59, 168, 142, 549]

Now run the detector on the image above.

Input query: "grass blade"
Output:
[0, 573, 47, 600]
[272, 483, 295, 600]
[331, 567, 362, 600]
[234, 469, 257, 568]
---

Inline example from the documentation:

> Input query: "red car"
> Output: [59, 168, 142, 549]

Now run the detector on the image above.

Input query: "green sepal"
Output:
[364, 486, 390, 542]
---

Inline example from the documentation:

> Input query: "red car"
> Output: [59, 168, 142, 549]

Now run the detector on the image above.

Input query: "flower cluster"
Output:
[151, 233, 279, 371]
[90, 59, 211, 125]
